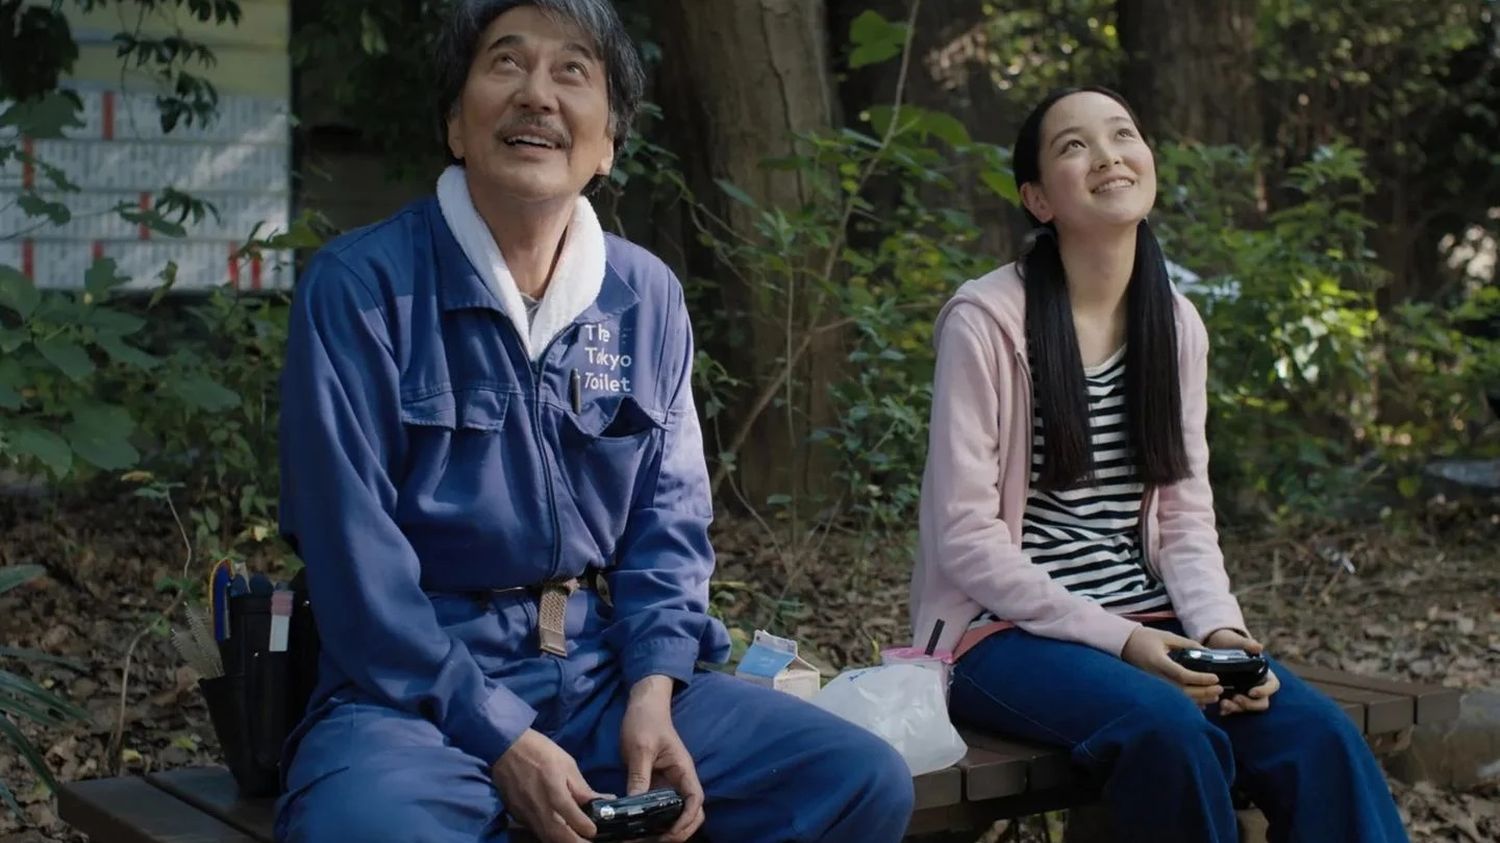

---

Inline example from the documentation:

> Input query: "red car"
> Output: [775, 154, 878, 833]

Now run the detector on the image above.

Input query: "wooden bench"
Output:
[57, 665, 1461, 842]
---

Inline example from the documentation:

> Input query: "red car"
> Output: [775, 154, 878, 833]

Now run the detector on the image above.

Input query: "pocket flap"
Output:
[400, 388, 511, 432]
[572, 394, 665, 439]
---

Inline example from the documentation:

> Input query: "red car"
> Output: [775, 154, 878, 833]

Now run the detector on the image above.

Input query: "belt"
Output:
[489, 572, 602, 658]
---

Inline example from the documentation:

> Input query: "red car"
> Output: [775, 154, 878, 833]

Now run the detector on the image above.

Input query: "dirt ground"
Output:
[1, 492, 1497, 842]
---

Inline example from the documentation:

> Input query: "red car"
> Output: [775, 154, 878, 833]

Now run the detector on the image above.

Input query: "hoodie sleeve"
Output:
[923, 304, 1141, 656]
[280, 252, 538, 766]
[1152, 298, 1247, 642]
[601, 279, 731, 686]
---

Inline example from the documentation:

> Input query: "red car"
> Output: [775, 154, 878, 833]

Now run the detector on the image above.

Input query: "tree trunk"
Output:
[1117, 0, 1261, 145]
[652, 0, 841, 509]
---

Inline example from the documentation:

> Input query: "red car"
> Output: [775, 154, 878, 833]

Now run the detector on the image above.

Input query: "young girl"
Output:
[911, 86, 1407, 842]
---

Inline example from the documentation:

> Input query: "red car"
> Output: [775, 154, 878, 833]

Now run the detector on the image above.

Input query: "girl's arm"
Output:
[1152, 298, 1248, 642]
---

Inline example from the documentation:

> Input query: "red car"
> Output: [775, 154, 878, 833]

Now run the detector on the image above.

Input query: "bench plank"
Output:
[956, 743, 1029, 801]
[912, 765, 962, 811]
[146, 768, 276, 843]
[961, 729, 1074, 793]
[1305, 680, 1369, 732]
[1290, 663, 1462, 725]
[1305, 679, 1414, 735]
[57, 776, 260, 843]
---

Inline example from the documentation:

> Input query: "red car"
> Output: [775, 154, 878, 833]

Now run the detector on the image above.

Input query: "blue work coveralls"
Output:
[274, 197, 914, 842]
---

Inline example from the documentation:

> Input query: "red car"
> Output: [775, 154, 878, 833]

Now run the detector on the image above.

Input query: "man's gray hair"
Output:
[434, 0, 646, 163]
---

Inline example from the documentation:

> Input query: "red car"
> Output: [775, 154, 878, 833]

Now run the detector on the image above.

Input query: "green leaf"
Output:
[1397, 475, 1422, 499]
[63, 405, 139, 471]
[714, 179, 757, 208]
[96, 335, 161, 370]
[170, 375, 241, 411]
[848, 10, 906, 69]
[36, 339, 94, 381]
[16, 192, 70, 226]
[0, 265, 40, 320]
[0, 328, 26, 353]
[0, 671, 83, 727]
[0, 646, 86, 670]
[850, 41, 903, 69]
[0, 691, 64, 791]
[0, 383, 20, 410]
[84, 258, 131, 299]
[359, 9, 388, 55]
[116, 205, 187, 239]
[7, 428, 71, 477]
[85, 308, 147, 337]
[914, 111, 971, 146]
[0, 92, 84, 139]
[981, 170, 1020, 205]
[0, 565, 44, 596]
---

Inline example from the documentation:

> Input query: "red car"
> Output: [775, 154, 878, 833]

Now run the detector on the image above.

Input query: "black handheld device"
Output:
[1168, 647, 1269, 699]
[586, 788, 685, 842]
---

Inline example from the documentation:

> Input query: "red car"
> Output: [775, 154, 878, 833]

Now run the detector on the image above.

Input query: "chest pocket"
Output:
[396, 387, 515, 494]
[557, 394, 666, 550]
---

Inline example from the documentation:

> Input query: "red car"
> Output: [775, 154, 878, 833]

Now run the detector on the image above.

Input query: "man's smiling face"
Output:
[445, 5, 615, 205]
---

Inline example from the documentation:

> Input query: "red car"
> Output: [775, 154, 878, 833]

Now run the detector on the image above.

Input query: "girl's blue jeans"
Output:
[950, 621, 1409, 842]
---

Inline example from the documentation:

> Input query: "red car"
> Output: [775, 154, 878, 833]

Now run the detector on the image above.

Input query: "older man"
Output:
[274, 1, 914, 841]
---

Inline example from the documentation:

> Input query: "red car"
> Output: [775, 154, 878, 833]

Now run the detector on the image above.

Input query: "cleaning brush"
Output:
[173, 604, 224, 679]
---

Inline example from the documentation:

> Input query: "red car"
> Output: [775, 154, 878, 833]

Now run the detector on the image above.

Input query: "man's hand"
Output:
[1202, 628, 1280, 715]
[620, 676, 705, 843]
[1120, 625, 1222, 706]
[492, 729, 609, 843]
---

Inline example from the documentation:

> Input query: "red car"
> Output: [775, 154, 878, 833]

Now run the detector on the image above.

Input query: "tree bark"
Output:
[1117, 0, 1261, 145]
[652, 0, 841, 507]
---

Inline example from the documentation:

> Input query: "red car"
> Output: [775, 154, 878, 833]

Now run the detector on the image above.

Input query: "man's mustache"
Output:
[495, 116, 571, 148]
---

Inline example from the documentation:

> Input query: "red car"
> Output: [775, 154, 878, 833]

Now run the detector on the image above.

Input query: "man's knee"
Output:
[280, 764, 491, 843]
[822, 720, 916, 819]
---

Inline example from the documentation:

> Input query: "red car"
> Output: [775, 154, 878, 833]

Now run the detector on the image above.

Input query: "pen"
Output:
[570, 368, 581, 413]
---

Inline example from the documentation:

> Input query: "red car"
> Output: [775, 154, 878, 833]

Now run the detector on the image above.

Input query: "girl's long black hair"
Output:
[1013, 86, 1189, 490]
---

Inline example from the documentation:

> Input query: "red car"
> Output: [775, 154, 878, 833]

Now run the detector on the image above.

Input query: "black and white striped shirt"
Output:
[970, 347, 1171, 631]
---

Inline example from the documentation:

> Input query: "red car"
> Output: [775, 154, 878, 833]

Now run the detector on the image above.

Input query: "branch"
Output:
[108, 488, 193, 776]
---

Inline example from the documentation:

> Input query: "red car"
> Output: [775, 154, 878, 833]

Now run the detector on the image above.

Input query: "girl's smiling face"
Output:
[1020, 91, 1157, 233]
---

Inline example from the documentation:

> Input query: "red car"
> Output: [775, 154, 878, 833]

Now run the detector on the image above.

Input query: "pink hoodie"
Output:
[911, 262, 1247, 658]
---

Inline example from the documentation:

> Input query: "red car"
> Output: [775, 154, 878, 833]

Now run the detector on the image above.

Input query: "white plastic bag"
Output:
[809, 663, 968, 775]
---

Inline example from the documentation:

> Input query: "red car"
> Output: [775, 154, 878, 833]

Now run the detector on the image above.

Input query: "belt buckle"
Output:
[538, 578, 579, 657]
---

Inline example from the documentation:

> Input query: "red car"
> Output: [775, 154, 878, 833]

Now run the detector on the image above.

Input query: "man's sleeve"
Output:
[600, 279, 731, 686]
[280, 252, 537, 765]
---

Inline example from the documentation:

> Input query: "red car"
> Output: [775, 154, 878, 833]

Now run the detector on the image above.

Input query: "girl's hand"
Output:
[1121, 626, 1222, 706]
[1202, 628, 1280, 715]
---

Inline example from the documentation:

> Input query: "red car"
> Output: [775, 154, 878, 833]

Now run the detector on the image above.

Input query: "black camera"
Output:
[1168, 647, 1269, 699]
[586, 788, 685, 842]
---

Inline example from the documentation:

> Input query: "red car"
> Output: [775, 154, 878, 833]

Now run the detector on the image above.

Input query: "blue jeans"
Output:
[950, 623, 1408, 843]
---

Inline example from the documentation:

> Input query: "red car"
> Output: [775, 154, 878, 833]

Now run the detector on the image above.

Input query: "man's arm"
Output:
[599, 277, 730, 686]
[280, 252, 537, 766]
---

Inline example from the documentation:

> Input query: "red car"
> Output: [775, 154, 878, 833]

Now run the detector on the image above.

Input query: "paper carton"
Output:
[733, 630, 821, 700]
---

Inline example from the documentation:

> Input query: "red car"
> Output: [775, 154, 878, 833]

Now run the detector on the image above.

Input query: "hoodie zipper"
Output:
[1015, 350, 1034, 486]
[1139, 485, 1161, 581]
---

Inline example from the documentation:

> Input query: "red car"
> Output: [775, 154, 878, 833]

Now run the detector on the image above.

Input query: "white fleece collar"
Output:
[436, 165, 606, 361]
